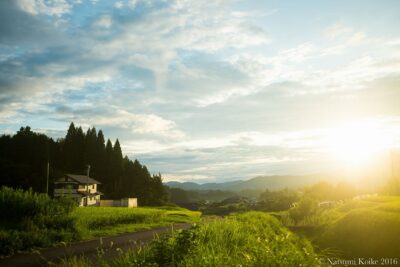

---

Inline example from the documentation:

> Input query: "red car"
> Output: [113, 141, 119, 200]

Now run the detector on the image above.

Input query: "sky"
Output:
[0, 0, 400, 183]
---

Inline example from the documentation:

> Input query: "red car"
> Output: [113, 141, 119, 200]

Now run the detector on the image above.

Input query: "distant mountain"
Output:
[165, 174, 336, 191]
[165, 180, 243, 191]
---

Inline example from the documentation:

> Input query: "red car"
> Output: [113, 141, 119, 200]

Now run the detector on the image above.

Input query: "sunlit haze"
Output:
[0, 0, 399, 183]
[325, 122, 395, 168]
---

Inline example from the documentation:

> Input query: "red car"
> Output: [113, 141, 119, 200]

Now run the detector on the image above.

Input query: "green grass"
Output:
[284, 196, 400, 259]
[73, 207, 201, 239]
[0, 187, 77, 257]
[0, 186, 201, 257]
[55, 211, 320, 267]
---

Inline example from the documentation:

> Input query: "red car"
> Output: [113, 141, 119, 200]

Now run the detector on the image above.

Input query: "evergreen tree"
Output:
[63, 122, 76, 171]
[94, 130, 106, 182]
[104, 139, 114, 194]
[84, 127, 97, 168]
[0, 123, 169, 205]
[111, 139, 123, 197]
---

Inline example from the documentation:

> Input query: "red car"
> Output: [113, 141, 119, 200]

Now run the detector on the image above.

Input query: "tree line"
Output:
[0, 123, 167, 205]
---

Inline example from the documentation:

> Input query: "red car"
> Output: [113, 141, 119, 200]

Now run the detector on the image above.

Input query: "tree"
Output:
[258, 188, 299, 211]
[103, 139, 114, 194]
[84, 127, 97, 168]
[167, 187, 190, 204]
[0, 123, 169, 205]
[150, 173, 168, 205]
[93, 129, 106, 182]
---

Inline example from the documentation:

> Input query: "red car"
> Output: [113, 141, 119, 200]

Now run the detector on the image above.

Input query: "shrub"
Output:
[289, 196, 318, 223]
[0, 186, 76, 225]
[0, 187, 77, 257]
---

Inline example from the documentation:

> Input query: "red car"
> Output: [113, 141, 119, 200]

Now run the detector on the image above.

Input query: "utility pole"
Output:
[86, 165, 91, 206]
[46, 161, 49, 195]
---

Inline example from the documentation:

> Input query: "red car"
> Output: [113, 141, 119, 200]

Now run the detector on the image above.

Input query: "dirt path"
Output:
[0, 223, 192, 267]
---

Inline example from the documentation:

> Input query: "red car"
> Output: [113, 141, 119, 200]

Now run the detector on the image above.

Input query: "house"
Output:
[54, 174, 103, 206]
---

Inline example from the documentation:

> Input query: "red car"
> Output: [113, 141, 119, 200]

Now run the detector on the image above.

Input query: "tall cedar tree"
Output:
[0, 123, 167, 205]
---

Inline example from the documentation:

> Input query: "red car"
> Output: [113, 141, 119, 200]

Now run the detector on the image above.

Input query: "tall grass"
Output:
[283, 196, 400, 259]
[0, 187, 200, 257]
[0, 186, 75, 223]
[0, 186, 77, 256]
[318, 202, 400, 258]
[57, 212, 320, 267]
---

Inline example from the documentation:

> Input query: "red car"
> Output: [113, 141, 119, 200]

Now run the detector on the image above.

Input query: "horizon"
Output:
[1, 0, 400, 183]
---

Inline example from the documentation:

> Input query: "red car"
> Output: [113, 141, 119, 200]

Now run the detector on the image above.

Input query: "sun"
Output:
[325, 123, 390, 167]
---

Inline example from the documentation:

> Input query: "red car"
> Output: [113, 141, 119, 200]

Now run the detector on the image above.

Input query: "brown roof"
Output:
[65, 174, 102, 184]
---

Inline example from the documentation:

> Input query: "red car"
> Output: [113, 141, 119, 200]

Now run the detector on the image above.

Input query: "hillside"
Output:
[287, 195, 400, 259]
[166, 174, 334, 192]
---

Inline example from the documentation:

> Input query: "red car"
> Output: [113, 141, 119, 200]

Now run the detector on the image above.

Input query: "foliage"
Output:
[166, 187, 191, 204]
[0, 127, 57, 192]
[0, 186, 75, 222]
[288, 196, 319, 223]
[258, 188, 299, 211]
[281, 196, 400, 259]
[316, 196, 400, 258]
[199, 201, 251, 215]
[56, 212, 320, 267]
[0, 187, 200, 257]
[0, 187, 77, 257]
[304, 181, 357, 201]
[0, 123, 168, 205]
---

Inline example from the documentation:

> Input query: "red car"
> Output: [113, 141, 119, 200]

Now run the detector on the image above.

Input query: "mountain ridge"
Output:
[165, 174, 335, 191]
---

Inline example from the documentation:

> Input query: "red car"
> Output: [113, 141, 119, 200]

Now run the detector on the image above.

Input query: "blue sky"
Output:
[0, 0, 399, 182]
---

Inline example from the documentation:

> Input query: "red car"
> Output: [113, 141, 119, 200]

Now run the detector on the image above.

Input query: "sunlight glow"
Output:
[325, 123, 392, 167]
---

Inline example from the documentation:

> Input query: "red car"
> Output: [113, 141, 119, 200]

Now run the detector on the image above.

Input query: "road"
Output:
[0, 223, 192, 267]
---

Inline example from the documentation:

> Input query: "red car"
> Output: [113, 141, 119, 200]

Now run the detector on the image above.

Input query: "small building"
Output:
[318, 201, 336, 208]
[100, 198, 138, 208]
[54, 174, 103, 206]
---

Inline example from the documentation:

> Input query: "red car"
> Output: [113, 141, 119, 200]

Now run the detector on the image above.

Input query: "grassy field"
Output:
[73, 206, 201, 239]
[0, 187, 201, 257]
[56, 212, 320, 267]
[283, 196, 400, 259]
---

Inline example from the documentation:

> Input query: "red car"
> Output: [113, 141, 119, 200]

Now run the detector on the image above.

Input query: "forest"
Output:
[0, 123, 167, 205]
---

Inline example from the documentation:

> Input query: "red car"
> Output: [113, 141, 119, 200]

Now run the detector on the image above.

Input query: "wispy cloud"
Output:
[0, 0, 399, 181]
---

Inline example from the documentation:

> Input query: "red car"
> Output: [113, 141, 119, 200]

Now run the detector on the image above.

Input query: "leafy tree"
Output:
[258, 188, 299, 211]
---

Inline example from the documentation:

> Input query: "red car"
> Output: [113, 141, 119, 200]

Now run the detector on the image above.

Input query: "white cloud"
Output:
[2, 0, 400, 182]
[94, 15, 112, 29]
[323, 23, 353, 40]
[16, 0, 71, 17]
[122, 140, 171, 154]
[74, 109, 185, 140]
[127, 0, 137, 9]
[87, 0, 269, 91]
[114, 1, 124, 9]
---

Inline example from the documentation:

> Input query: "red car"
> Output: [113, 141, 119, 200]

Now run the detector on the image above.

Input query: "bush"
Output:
[0, 186, 76, 224]
[0, 187, 77, 257]
[0, 231, 22, 256]
[289, 196, 318, 223]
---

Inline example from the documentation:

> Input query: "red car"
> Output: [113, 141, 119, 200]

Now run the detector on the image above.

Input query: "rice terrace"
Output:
[1, 0, 400, 266]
